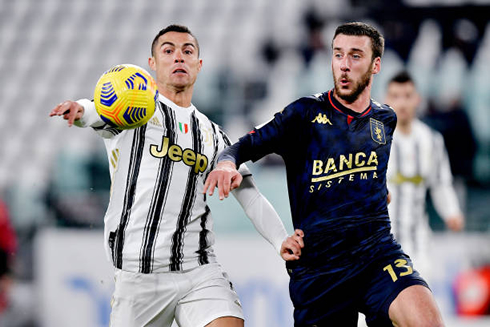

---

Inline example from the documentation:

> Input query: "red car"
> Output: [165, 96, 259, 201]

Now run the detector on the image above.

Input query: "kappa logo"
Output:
[311, 113, 332, 125]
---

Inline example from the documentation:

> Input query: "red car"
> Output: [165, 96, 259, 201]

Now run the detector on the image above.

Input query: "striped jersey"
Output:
[387, 119, 461, 264]
[77, 94, 249, 273]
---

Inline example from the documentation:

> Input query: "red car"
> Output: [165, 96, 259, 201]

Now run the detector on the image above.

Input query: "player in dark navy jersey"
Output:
[205, 22, 445, 327]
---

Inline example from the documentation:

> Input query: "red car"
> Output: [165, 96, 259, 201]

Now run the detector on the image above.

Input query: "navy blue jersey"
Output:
[229, 90, 403, 275]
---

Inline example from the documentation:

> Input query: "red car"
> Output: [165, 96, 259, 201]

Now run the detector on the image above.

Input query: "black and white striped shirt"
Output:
[76, 94, 287, 273]
[387, 119, 461, 262]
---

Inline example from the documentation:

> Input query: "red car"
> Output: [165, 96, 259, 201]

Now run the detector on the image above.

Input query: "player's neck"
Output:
[160, 85, 194, 108]
[398, 121, 412, 135]
[333, 90, 372, 113]
[333, 79, 374, 113]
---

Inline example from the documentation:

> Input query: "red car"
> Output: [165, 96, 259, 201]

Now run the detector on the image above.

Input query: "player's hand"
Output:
[446, 214, 464, 232]
[280, 229, 304, 261]
[49, 100, 84, 127]
[203, 161, 243, 200]
[387, 190, 391, 204]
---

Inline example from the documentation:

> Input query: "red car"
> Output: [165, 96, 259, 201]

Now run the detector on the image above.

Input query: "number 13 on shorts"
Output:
[383, 259, 414, 282]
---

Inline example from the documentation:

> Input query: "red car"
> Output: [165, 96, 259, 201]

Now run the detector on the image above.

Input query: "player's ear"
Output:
[372, 57, 381, 75]
[197, 58, 202, 73]
[148, 57, 156, 71]
[415, 91, 422, 107]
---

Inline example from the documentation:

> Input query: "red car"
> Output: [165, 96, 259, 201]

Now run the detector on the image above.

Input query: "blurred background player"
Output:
[385, 71, 465, 278]
[50, 24, 302, 327]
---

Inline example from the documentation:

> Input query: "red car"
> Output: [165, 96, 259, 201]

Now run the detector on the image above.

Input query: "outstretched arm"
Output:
[429, 134, 465, 231]
[49, 100, 85, 127]
[232, 174, 302, 261]
[50, 99, 121, 139]
[205, 102, 298, 199]
[204, 133, 260, 199]
[49, 99, 103, 128]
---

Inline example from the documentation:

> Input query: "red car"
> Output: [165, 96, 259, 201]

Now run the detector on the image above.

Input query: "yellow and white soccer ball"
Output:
[94, 64, 158, 129]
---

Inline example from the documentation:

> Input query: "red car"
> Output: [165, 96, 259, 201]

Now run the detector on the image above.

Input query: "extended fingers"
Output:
[218, 172, 231, 200]
[203, 162, 239, 200]
[203, 170, 231, 200]
[49, 101, 72, 117]
[66, 102, 81, 126]
[50, 101, 81, 127]
[203, 173, 217, 196]
[49, 102, 67, 116]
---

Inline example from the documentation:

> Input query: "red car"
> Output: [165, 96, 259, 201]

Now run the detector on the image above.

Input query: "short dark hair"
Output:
[151, 24, 200, 57]
[389, 71, 414, 85]
[333, 22, 385, 61]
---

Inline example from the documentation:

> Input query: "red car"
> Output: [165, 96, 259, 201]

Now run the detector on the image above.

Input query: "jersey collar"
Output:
[158, 93, 196, 112]
[327, 90, 372, 124]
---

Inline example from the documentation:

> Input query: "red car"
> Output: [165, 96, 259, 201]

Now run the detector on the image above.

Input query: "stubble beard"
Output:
[334, 65, 373, 103]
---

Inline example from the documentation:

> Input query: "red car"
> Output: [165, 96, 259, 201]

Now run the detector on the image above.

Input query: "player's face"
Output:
[149, 31, 202, 90]
[385, 82, 419, 126]
[331, 34, 380, 103]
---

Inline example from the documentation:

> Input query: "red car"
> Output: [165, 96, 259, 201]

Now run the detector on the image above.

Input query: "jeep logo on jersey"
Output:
[370, 118, 386, 144]
[150, 136, 208, 173]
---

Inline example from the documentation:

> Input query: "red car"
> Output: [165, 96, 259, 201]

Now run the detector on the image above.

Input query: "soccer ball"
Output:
[93, 64, 158, 129]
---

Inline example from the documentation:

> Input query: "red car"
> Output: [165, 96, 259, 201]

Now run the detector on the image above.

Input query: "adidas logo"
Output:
[149, 116, 162, 127]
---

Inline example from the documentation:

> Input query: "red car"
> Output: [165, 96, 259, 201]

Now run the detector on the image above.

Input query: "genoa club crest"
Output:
[370, 118, 386, 144]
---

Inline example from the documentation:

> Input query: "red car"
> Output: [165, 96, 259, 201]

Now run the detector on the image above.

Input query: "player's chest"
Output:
[394, 136, 433, 176]
[310, 116, 389, 153]
[142, 111, 217, 171]
[145, 110, 215, 148]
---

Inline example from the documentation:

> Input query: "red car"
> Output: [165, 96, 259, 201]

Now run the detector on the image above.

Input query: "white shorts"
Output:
[109, 263, 244, 327]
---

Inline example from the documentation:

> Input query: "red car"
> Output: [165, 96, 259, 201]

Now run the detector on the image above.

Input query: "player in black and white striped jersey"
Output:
[50, 24, 304, 327]
[385, 71, 464, 279]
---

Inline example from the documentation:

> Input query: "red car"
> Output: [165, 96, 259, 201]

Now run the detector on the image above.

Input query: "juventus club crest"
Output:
[370, 118, 386, 144]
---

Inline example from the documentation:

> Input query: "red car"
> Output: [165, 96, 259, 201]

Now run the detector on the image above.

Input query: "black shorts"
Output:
[288, 253, 429, 327]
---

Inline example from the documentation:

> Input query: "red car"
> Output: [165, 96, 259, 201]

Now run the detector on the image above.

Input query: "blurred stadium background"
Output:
[1, 0, 490, 326]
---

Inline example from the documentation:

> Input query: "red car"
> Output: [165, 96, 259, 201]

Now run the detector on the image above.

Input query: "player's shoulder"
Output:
[285, 92, 328, 113]
[372, 99, 395, 115]
[192, 105, 220, 129]
[304, 92, 329, 105]
[290, 92, 327, 105]
[371, 99, 397, 125]
[413, 119, 444, 140]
